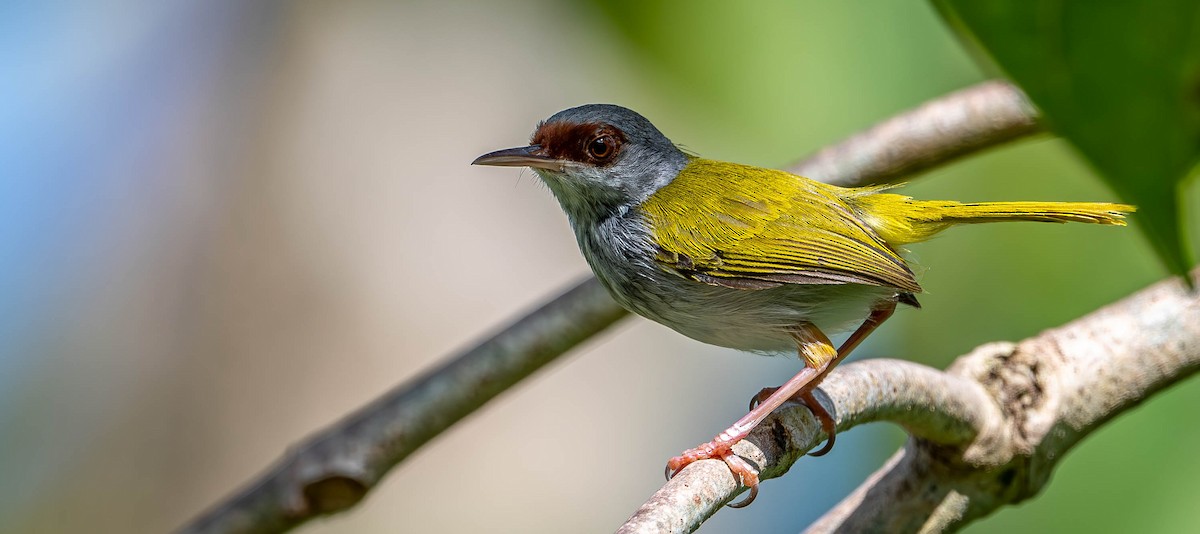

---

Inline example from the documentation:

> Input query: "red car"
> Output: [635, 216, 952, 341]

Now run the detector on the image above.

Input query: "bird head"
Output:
[473, 104, 688, 223]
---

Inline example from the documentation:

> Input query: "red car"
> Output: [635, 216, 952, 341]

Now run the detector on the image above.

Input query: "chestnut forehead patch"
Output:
[531, 121, 625, 162]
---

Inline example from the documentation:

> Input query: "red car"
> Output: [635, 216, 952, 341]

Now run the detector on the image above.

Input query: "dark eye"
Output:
[587, 135, 615, 160]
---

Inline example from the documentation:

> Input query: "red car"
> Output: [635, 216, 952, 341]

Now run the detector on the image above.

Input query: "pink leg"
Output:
[749, 300, 899, 457]
[665, 300, 898, 508]
[665, 324, 836, 508]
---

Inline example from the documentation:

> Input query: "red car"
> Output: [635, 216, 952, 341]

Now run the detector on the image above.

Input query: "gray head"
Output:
[473, 104, 689, 223]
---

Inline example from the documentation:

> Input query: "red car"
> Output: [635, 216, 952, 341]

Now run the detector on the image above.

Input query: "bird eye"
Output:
[587, 135, 615, 160]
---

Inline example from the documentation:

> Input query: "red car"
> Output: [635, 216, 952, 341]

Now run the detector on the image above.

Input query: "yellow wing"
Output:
[639, 159, 922, 293]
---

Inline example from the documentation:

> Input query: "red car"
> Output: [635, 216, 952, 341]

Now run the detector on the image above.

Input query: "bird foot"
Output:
[748, 388, 837, 457]
[665, 440, 761, 508]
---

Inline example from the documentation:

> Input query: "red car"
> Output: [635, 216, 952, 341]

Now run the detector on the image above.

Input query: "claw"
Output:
[799, 391, 837, 457]
[809, 434, 835, 457]
[749, 387, 838, 456]
[664, 443, 713, 481]
[727, 485, 759, 508]
[721, 452, 761, 508]
[665, 441, 762, 508]
[747, 387, 778, 411]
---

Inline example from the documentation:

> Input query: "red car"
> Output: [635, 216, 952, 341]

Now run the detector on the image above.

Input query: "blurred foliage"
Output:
[584, 0, 981, 164]
[582, 0, 1198, 532]
[935, 0, 1200, 278]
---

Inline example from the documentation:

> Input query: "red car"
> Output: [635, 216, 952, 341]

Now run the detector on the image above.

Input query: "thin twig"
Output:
[177, 80, 1041, 534]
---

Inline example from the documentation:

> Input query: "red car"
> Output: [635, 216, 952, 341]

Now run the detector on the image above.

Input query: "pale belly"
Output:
[602, 267, 894, 354]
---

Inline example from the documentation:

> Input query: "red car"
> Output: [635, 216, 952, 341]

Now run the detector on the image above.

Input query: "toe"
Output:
[721, 453, 761, 508]
[799, 391, 837, 456]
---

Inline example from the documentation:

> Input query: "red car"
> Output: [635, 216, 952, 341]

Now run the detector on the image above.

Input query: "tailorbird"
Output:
[473, 104, 1133, 506]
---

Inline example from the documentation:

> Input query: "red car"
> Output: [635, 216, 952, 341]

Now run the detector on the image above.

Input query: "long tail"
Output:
[852, 194, 1136, 246]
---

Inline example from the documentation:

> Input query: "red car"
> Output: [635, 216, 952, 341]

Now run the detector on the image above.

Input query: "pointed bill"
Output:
[472, 145, 563, 171]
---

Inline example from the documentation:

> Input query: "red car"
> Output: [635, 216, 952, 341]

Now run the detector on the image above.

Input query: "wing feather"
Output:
[640, 159, 921, 293]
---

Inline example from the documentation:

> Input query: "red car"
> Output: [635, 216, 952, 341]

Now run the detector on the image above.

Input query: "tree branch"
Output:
[616, 360, 1004, 533]
[789, 80, 1041, 186]
[619, 269, 1200, 533]
[806, 269, 1200, 533]
[180, 279, 627, 534]
[177, 81, 1041, 534]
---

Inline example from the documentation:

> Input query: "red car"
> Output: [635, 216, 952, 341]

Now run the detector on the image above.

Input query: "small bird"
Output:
[473, 104, 1133, 506]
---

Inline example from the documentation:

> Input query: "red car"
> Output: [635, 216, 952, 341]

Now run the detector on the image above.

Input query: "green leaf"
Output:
[934, 0, 1200, 277]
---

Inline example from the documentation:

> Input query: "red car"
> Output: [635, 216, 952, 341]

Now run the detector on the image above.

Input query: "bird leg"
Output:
[666, 298, 898, 508]
[749, 298, 898, 456]
[665, 323, 836, 508]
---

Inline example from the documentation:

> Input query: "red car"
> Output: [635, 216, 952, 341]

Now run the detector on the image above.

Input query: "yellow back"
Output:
[640, 158, 1133, 293]
[640, 159, 922, 292]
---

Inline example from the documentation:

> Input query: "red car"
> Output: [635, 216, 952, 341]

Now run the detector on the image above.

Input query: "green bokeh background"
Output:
[582, 0, 1199, 531]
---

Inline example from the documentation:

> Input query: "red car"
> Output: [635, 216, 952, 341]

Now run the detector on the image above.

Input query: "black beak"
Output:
[472, 145, 562, 171]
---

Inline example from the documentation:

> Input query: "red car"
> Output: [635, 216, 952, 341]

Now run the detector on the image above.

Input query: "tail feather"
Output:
[852, 194, 1136, 246]
[921, 200, 1133, 225]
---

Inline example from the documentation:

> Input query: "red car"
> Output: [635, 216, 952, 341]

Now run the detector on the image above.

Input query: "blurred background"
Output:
[3, 1, 1197, 532]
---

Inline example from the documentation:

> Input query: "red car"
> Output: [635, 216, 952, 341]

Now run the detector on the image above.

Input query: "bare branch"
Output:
[177, 81, 1041, 534]
[617, 360, 1004, 534]
[619, 270, 1200, 533]
[790, 80, 1041, 187]
[805, 269, 1200, 533]
[180, 279, 627, 534]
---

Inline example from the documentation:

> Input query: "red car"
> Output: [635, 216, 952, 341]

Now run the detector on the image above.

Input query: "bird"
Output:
[472, 104, 1134, 506]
